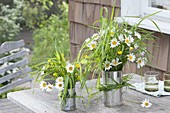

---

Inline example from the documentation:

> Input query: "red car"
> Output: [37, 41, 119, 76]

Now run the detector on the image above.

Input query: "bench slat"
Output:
[0, 40, 25, 54]
[0, 76, 33, 94]
[0, 58, 28, 74]
[0, 50, 28, 64]
[0, 67, 31, 84]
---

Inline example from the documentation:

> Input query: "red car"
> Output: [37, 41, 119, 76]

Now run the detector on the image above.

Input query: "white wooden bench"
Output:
[0, 40, 32, 113]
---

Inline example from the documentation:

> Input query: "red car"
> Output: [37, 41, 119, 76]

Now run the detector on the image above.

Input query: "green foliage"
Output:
[0, 0, 23, 44]
[31, 2, 69, 65]
[77, 7, 158, 93]
[22, 0, 58, 29]
[33, 51, 90, 106]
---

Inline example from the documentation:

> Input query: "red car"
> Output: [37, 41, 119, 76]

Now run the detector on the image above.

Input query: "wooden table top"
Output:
[7, 74, 170, 113]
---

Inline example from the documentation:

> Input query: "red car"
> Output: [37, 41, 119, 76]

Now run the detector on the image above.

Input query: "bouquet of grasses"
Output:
[35, 51, 83, 107]
[78, 7, 159, 92]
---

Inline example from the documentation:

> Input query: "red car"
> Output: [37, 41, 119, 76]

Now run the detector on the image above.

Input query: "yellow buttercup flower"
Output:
[53, 73, 58, 77]
[118, 51, 122, 55]
[75, 63, 80, 68]
[77, 76, 81, 81]
[48, 59, 51, 63]
[84, 55, 88, 58]
[130, 47, 134, 51]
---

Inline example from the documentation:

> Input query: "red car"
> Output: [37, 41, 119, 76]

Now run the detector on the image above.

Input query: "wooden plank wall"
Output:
[69, 0, 170, 78]
[69, 0, 121, 60]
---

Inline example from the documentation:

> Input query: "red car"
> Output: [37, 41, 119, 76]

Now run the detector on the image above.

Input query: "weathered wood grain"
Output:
[0, 99, 30, 113]
[0, 76, 32, 94]
[0, 58, 28, 74]
[167, 35, 170, 72]
[0, 67, 31, 84]
[0, 40, 32, 95]
[0, 40, 24, 54]
[150, 33, 169, 71]
[7, 75, 170, 113]
[0, 50, 27, 64]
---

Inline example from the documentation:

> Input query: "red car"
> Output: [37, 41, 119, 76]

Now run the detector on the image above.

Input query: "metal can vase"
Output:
[103, 71, 123, 107]
[61, 88, 76, 111]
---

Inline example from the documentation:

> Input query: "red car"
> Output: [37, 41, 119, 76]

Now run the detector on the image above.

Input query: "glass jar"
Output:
[144, 71, 159, 92]
[164, 72, 170, 92]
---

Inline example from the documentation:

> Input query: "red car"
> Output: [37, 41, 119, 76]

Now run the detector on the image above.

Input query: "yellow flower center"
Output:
[129, 56, 133, 60]
[43, 83, 46, 87]
[91, 44, 96, 48]
[125, 39, 129, 43]
[59, 84, 63, 87]
[106, 64, 110, 68]
[69, 67, 73, 71]
[58, 79, 62, 82]
[145, 102, 149, 106]
[138, 59, 142, 63]
[130, 47, 133, 51]
[76, 63, 80, 68]
[48, 86, 52, 89]
[113, 61, 117, 65]
[112, 41, 117, 45]
[118, 51, 122, 55]
[110, 31, 114, 35]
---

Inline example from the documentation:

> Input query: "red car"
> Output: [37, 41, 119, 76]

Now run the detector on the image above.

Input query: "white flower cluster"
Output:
[40, 63, 75, 94]
[105, 58, 122, 71]
[85, 33, 100, 50]
[39, 81, 53, 92]
[85, 28, 148, 71]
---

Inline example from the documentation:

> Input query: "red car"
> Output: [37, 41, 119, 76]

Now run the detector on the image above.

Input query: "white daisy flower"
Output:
[92, 33, 100, 40]
[87, 41, 97, 50]
[118, 34, 124, 42]
[127, 53, 136, 62]
[137, 58, 145, 68]
[141, 99, 152, 108]
[110, 28, 115, 37]
[129, 35, 134, 43]
[134, 44, 139, 49]
[125, 35, 134, 46]
[40, 81, 47, 91]
[137, 58, 146, 68]
[134, 31, 141, 39]
[46, 83, 53, 92]
[105, 61, 112, 71]
[110, 38, 120, 48]
[56, 77, 63, 83]
[66, 63, 75, 73]
[111, 58, 122, 66]
[56, 82, 64, 91]
[85, 38, 91, 43]
[140, 51, 145, 56]
[125, 37, 131, 46]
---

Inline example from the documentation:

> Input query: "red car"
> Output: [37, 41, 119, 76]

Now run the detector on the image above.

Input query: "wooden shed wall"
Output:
[69, 0, 121, 60]
[69, 0, 170, 77]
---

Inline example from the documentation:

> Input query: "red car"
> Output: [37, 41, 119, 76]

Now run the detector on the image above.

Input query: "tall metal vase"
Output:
[103, 71, 123, 107]
[61, 88, 76, 111]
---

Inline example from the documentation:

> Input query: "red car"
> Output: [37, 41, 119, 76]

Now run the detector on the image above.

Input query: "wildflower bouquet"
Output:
[36, 51, 81, 109]
[79, 7, 158, 92]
